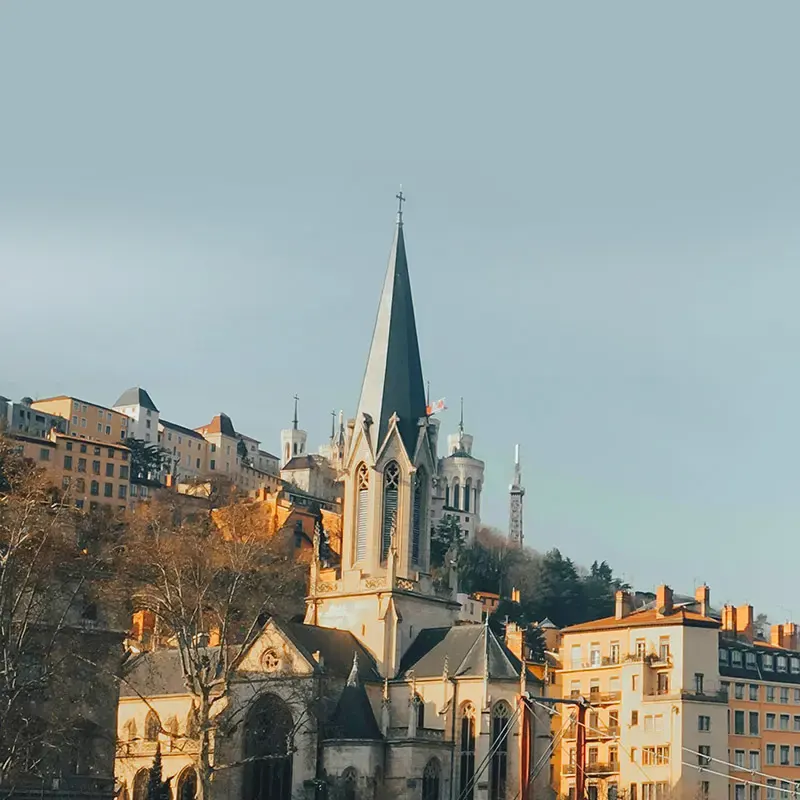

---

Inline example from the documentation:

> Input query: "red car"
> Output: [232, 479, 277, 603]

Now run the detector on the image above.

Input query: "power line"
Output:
[683, 746, 800, 789]
[682, 761, 797, 797]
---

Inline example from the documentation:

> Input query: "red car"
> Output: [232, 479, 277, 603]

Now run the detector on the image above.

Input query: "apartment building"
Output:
[1, 395, 67, 438]
[31, 395, 129, 443]
[720, 610, 800, 800]
[555, 585, 728, 800]
[17, 430, 131, 511]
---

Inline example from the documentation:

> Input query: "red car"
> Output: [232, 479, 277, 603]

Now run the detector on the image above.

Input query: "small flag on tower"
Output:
[426, 398, 447, 415]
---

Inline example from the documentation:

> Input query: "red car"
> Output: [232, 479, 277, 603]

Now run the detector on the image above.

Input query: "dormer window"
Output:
[732, 651, 743, 667]
[746, 652, 757, 669]
[777, 656, 788, 673]
[719, 649, 729, 665]
[763, 654, 774, 671]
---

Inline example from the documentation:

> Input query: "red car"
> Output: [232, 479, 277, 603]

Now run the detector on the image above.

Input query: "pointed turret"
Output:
[354, 194, 427, 455]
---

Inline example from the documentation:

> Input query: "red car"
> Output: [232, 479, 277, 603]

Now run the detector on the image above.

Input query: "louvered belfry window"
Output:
[381, 462, 400, 561]
[412, 467, 425, 564]
[355, 463, 369, 562]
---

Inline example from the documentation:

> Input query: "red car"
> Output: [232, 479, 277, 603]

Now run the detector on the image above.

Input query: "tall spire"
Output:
[292, 394, 299, 430]
[509, 444, 525, 548]
[354, 194, 426, 454]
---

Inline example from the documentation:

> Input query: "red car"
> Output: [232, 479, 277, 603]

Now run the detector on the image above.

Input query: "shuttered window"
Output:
[412, 468, 425, 564]
[382, 462, 400, 561]
[355, 464, 369, 562]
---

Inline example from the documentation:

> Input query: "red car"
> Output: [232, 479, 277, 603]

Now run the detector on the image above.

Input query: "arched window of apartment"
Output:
[243, 694, 293, 800]
[489, 702, 511, 800]
[176, 767, 198, 800]
[355, 463, 369, 562]
[422, 759, 441, 800]
[412, 467, 425, 565]
[341, 767, 358, 800]
[381, 462, 400, 561]
[459, 703, 476, 800]
[144, 710, 160, 742]
[452, 480, 460, 510]
[464, 478, 472, 512]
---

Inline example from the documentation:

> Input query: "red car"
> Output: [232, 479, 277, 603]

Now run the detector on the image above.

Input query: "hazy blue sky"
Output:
[2, 2, 799, 619]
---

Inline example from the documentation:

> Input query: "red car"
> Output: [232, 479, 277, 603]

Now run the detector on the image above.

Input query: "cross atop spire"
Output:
[292, 394, 299, 430]
[396, 186, 406, 225]
[459, 397, 465, 436]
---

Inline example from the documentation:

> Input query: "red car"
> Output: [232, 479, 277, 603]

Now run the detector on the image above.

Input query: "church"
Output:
[115, 200, 550, 800]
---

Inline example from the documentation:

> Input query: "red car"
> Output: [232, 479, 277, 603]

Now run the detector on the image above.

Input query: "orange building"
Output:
[16, 430, 131, 511]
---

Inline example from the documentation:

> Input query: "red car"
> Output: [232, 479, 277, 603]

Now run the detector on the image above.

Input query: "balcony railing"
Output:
[588, 691, 621, 704]
[681, 688, 728, 704]
[587, 726, 620, 740]
[562, 762, 620, 776]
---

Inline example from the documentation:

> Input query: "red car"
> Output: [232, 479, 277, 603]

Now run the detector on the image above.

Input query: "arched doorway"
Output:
[243, 694, 294, 800]
[132, 769, 149, 800]
[422, 759, 441, 800]
[177, 766, 198, 800]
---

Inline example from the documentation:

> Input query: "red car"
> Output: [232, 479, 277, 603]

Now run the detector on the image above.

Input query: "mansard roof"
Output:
[398, 624, 523, 680]
[353, 216, 427, 456]
[114, 387, 159, 412]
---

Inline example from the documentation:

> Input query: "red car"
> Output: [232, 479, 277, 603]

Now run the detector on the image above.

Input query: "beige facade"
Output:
[32, 396, 130, 443]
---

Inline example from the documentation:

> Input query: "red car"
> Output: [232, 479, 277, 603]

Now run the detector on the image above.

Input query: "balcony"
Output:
[681, 688, 728, 704]
[562, 762, 620, 777]
[588, 691, 621, 705]
[587, 726, 620, 740]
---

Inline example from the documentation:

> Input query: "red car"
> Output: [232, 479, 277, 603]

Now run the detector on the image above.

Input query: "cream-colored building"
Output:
[556, 585, 728, 800]
[32, 395, 130, 443]
[115, 206, 551, 800]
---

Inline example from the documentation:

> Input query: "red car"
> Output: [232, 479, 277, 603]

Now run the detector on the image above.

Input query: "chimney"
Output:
[783, 623, 799, 652]
[735, 605, 754, 642]
[164, 473, 174, 489]
[656, 585, 674, 618]
[695, 584, 710, 618]
[771, 624, 785, 649]
[721, 604, 737, 634]
[615, 590, 633, 620]
[505, 622, 525, 661]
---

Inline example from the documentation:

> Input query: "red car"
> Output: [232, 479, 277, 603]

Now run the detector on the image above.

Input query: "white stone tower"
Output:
[280, 395, 308, 467]
[508, 443, 525, 547]
[434, 398, 485, 540]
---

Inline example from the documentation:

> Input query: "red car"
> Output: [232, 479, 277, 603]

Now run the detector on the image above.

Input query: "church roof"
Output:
[325, 683, 382, 741]
[281, 454, 327, 472]
[398, 624, 523, 680]
[353, 215, 427, 455]
[114, 387, 159, 412]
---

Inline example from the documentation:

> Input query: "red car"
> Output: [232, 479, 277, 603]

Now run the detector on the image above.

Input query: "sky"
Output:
[2, 1, 800, 620]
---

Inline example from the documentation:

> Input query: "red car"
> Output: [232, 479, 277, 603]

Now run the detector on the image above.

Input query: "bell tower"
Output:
[305, 194, 459, 676]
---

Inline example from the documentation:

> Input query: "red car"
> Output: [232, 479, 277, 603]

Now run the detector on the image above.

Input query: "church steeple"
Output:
[353, 192, 426, 455]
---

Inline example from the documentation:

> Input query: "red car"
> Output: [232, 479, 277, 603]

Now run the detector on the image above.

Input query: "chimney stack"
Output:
[656, 585, 674, 618]
[615, 590, 633, 620]
[695, 584, 710, 618]
[735, 605, 754, 642]
[505, 622, 525, 661]
[721, 605, 737, 634]
[771, 624, 785, 649]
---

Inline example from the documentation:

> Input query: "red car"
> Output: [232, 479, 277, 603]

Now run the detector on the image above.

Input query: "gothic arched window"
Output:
[444, 481, 450, 507]
[412, 468, 425, 565]
[132, 769, 149, 800]
[355, 464, 369, 563]
[422, 759, 441, 800]
[464, 478, 472, 512]
[489, 702, 511, 800]
[144, 710, 160, 742]
[243, 694, 293, 800]
[177, 767, 198, 800]
[415, 693, 425, 729]
[123, 718, 137, 741]
[341, 767, 358, 800]
[458, 703, 476, 800]
[452, 480, 460, 510]
[381, 462, 400, 562]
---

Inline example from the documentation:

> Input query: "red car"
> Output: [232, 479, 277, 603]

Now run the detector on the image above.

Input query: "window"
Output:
[76, 478, 85, 492]
[39, 448, 50, 461]
[735, 683, 745, 700]
[749, 712, 759, 735]
[120, 465, 129, 480]
[780, 687, 789, 704]
[590, 643, 601, 666]
[748, 787, 759, 800]
[792, 659, 800, 675]
[719, 648, 729, 665]
[90, 481, 99, 496]
[72, 415, 78, 426]
[340, 768, 357, 800]
[631, 710, 639, 726]
[698, 715, 711, 731]
[91, 460, 100, 475]
[355, 463, 369, 562]
[244, 694, 293, 800]
[80, 443, 87, 453]
[734, 750, 745, 768]
[750, 684, 759, 701]
[780, 714, 790, 730]
[735, 787, 745, 800]
[698, 746, 711, 766]
[412, 468, 425, 564]
[746, 652, 757, 669]
[610, 641, 620, 664]
[767, 686, 775, 702]
[778, 656, 788, 673]
[122, 451, 128, 461]
[570, 645, 582, 669]
[767, 780, 776, 800]
[656, 673, 669, 694]
[766, 713, 776, 729]
[381, 462, 400, 561]
[80, 418, 86, 427]
[659, 637, 670, 661]
[103, 483, 112, 497]
[636, 639, 646, 659]
[144, 711, 160, 741]
[734, 710, 745, 735]
[794, 716, 800, 732]
[766, 744, 775, 765]
[210, 459, 215, 470]
[642, 746, 670, 766]
[489, 703, 510, 800]
[750, 751, 760, 771]
[794, 746, 800, 767]
[764, 654, 774, 671]
[77, 457, 87, 473]
[65, 441, 73, 451]
[458, 704, 476, 800]
[632, 675, 638, 691]
[732, 651, 743, 667]
[780, 745, 790, 766]
[105, 463, 114, 477]
[119, 485, 127, 499]
[64, 455, 73, 470]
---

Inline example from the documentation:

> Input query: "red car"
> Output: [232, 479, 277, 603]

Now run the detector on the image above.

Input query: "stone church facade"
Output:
[115, 203, 550, 800]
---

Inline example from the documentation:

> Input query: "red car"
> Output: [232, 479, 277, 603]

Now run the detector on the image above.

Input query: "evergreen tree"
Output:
[147, 743, 170, 800]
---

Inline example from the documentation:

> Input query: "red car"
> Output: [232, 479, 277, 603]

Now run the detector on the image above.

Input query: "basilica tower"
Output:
[305, 197, 459, 676]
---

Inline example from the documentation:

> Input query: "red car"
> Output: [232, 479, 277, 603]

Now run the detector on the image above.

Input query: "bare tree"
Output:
[113, 496, 308, 800]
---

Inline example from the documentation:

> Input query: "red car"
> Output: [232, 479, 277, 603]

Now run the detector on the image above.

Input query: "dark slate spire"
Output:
[354, 196, 427, 454]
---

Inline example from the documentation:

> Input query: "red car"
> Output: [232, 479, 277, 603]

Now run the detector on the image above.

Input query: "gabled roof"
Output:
[281, 455, 317, 471]
[353, 216, 427, 456]
[114, 387, 159, 412]
[561, 606, 720, 634]
[161, 419, 205, 440]
[398, 624, 523, 681]
[325, 683, 382, 741]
